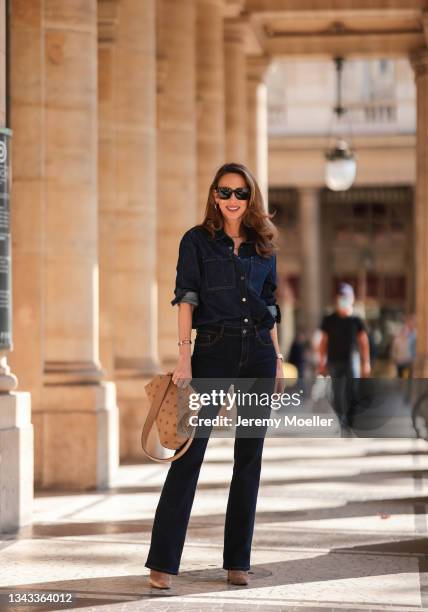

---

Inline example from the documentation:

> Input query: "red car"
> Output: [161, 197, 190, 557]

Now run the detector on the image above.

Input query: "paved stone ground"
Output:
[1, 435, 428, 612]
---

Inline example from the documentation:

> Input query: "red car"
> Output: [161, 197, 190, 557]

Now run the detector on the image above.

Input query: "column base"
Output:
[0, 392, 33, 533]
[44, 360, 105, 385]
[114, 356, 161, 378]
[35, 381, 119, 490]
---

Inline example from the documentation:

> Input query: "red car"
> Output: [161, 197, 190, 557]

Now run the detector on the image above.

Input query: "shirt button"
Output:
[242, 297, 246, 302]
[244, 318, 249, 323]
[229, 246, 233, 250]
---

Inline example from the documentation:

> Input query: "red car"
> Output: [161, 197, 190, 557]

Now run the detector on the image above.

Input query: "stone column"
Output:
[196, 0, 225, 215]
[299, 188, 322, 335]
[104, 0, 159, 460]
[247, 56, 269, 207]
[34, 0, 117, 489]
[3, 0, 37, 531]
[157, 0, 197, 364]
[410, 48, 428, 376]
[98, 0, 119, 380]
[224, 19, 247, 164]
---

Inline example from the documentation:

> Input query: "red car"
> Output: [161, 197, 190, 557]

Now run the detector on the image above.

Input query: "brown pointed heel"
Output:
[149, 569, 172, 589]
[227, 570, 249, 585]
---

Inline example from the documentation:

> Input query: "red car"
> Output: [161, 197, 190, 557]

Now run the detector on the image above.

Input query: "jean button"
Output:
[244, 318, 249, 323]
[240, 275, 245, 280]
[242, 297, 246, 302]
[242, 329, 247, 335]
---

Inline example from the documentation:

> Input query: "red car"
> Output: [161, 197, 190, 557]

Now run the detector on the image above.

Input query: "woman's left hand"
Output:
[274, 359, 285, 394]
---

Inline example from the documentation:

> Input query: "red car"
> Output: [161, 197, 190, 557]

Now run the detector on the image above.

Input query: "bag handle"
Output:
[141, 372, 195, 463]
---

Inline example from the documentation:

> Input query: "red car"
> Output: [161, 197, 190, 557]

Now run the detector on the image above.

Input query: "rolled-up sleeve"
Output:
[171, 231, 201, 306]
[261, 254, 281, 324]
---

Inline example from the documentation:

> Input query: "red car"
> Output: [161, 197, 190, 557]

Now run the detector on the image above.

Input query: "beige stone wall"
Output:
[10, 0, 119, 490]
[98, 0, 118, 380]
[247, 57, 269, 206]
[156, 0, 197, 364]
[113, 0, 158, 377]
[43, 2, 99, 369]
[9, 0, 44, 409]
[224, 19, 247, 163]
[196, 0, 225, 216]
[410, 49, 428, 375]
[107, 0, 160, 461]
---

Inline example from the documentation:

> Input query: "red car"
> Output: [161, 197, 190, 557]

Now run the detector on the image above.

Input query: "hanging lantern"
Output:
[324, 57, 357, 192]
[325, 139, 356, 191]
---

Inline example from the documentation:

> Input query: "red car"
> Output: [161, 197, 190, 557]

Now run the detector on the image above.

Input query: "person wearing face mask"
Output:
[317, 283, 371, 435]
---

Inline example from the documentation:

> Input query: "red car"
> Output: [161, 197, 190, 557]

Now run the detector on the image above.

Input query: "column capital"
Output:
[224, 17, 247, 44]
[409, 47, 428, 79]
[247, 55, 270, 84]
[98, 0, 120, 44]
[44, 360, 105, 385]
[223, 0, 246, 19]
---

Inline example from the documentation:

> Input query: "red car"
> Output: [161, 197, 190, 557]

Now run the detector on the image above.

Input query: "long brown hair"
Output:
[196, 162, 278, 258]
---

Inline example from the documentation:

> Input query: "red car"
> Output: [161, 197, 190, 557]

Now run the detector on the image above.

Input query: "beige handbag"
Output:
[142, 371, 197, 463]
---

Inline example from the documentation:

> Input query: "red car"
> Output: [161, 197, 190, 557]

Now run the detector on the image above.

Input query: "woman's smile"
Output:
[226, 205, 240, 212]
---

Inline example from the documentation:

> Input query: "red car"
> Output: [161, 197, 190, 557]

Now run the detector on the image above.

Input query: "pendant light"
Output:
[325, 57, 357, 191]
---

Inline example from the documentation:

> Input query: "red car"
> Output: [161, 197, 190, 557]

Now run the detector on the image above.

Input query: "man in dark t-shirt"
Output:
[317, 283, 371, 433]
[320, 311, 366, 365]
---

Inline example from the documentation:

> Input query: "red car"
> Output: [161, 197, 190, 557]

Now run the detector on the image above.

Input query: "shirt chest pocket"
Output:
[203, 257, 236, 291]
[249, 256, 270, 294]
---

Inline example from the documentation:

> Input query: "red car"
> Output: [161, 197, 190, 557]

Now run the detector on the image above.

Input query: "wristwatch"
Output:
[276, 353, 284, 361]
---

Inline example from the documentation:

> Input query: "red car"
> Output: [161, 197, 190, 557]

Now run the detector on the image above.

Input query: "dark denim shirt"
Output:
[171, 226, 281, 330]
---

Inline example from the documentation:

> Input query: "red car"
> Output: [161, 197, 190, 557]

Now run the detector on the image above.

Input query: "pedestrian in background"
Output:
[317, 283, 371, 434]
[391, 314, 417, 379]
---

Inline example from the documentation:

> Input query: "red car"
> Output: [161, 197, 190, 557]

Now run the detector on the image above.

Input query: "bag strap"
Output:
[141, 372, 195, 463]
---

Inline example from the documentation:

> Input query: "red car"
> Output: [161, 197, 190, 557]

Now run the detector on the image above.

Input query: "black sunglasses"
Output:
[216, 186, 250, 201]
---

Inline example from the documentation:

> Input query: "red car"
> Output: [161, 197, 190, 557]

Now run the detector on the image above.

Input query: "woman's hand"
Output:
[172, 354, 192, 388]
[361, 360, 371, 378]
[274, 359, 285, 394]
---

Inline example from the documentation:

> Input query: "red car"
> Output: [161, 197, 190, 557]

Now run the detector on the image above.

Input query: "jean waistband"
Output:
[196, 323, 268, 337]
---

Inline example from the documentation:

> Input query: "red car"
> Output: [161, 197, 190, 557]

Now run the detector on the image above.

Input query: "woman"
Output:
[145, 162, 283, 589]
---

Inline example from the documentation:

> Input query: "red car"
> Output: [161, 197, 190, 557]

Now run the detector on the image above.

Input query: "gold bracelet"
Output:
[178, 339, 192, 346]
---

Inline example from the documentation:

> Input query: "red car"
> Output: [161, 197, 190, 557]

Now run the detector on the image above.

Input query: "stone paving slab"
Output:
[1, 439, 428, 611]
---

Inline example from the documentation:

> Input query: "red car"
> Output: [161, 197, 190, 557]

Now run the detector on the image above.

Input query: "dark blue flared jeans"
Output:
[145, 323, 277, 575]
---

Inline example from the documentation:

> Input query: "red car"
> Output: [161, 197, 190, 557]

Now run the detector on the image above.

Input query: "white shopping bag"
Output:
[311, 375, 332, 402]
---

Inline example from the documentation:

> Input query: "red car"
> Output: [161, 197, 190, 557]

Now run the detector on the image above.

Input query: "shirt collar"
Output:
[214, 227, 254, 244]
